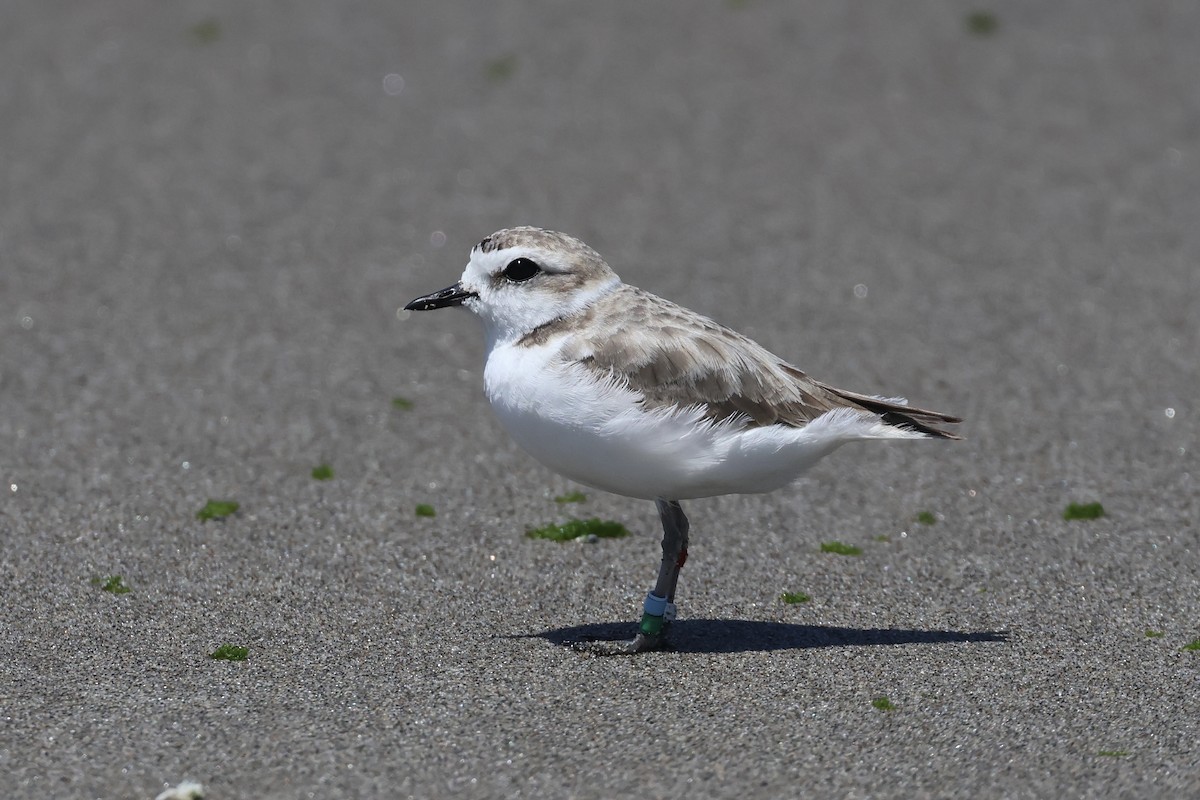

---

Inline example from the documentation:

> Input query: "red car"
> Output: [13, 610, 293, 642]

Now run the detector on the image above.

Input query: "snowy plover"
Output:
[406, 227, 961, 654]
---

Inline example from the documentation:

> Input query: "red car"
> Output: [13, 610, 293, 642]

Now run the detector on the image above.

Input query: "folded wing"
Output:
[552, 286, 961, 439]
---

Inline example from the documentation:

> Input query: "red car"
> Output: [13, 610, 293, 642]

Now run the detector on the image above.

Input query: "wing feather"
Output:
[537, 285, 961, 439]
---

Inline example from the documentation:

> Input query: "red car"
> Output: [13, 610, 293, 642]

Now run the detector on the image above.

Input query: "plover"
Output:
[405, 227, 961, 654]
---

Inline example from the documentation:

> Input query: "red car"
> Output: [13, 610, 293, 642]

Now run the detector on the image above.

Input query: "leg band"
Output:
[643, 592, 668, 616]
[639, 612, 665, 636]
[640, 592, 670, 637]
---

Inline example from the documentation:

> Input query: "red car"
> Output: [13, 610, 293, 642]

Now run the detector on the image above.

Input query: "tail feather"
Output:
[820, 384, 963, 440]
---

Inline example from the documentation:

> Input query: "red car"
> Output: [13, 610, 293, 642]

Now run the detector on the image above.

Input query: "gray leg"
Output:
[654, 498, 690, 607]
[576, 498, 690, 655]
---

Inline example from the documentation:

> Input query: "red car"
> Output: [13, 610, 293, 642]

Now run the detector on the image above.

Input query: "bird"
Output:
[405, 227, 961, 654]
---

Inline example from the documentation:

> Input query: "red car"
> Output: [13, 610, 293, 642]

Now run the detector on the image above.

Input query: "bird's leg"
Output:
[576, 499, 689, 655]
[660, 498, 690, 613]
[641, 499, 690, 639]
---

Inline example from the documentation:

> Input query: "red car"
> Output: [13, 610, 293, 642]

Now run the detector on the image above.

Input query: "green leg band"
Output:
[639, 612, 665, 637]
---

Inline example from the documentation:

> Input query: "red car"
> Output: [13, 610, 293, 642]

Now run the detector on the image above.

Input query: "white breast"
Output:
[483, 340, 673, 498]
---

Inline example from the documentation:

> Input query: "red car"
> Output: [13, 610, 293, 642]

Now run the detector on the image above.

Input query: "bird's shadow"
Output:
[522, 619, 1008, 654]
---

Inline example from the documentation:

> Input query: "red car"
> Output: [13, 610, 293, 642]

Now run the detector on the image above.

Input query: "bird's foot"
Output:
[571, 630, 667, 656]
[570, 610, 671, 656]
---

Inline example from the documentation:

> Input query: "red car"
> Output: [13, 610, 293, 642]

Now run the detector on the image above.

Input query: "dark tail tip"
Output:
[880, 411, 963, 440]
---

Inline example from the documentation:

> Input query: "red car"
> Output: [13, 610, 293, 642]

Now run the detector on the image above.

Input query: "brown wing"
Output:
[541, 286, 961, 438]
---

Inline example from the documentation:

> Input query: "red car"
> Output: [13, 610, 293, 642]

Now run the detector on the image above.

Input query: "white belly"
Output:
[481, 341, 907, 501]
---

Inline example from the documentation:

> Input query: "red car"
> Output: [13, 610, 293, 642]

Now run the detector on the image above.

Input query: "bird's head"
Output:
[404, 227, 621, 343]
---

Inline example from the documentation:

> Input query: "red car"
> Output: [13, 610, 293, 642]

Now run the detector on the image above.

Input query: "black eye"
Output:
[501, 257, 541, 283]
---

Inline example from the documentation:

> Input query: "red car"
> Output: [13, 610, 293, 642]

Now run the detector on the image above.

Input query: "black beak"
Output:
[404, 282, 477, 311]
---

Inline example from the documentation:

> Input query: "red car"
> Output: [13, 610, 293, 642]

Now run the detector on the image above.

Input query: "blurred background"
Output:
[4, 2, 1195, 489]
[2, 2, 1197, 797]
